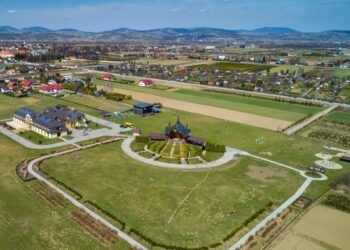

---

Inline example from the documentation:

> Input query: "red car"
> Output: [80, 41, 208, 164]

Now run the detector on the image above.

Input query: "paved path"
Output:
[0, 114, 124, 150]
[122, 137, 235, 169]
[228, 178, 313, 250]
[284, 104, 339, 135]
[27, 144, 148, 250]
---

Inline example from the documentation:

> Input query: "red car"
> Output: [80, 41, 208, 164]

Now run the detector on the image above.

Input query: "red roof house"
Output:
[39, 84, 63, 93]
[138, 79, 153, 87]
[103, 74, 112, 81]
[22, 81, 33, 88]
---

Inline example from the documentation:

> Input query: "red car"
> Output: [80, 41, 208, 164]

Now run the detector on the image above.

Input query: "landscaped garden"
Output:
[39, 141, 304, 249]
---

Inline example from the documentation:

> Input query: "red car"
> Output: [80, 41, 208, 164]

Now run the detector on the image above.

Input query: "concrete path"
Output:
[228, 178, 313, 250]
[284, 104, 339, 135]
[0, 114, 124, 150]
[27, 144, 148, 250]
[122, 137, 235, 169]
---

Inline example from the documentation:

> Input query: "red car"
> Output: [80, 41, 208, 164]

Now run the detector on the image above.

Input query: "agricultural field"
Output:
[271, 205, 350, 250]
[300, 112, 350, 147]
[135, 58, 213, 67]
[192, 62, 275, 72]
[0, 134, 130, 250]
[39, 141, 304, 249]
[325, 111, 350, 122]
[61, 94, 132, 112]
[92, 77, 324, 122]
[270, 65, 315, 74]
[333, 68, 350, 78]
[338, 87, 350, 103]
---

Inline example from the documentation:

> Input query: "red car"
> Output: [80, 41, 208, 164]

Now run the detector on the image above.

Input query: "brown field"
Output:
[246, 166, 288, 182]
[101, 86, 292, 131]
[135, 58, 213, 67]
[272, 206, 350, 250]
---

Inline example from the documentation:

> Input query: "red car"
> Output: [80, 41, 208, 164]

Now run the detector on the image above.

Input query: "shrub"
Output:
[322, 194, 350, 213]
[205, 142, 226, 153]
[135, 136, 149, 143]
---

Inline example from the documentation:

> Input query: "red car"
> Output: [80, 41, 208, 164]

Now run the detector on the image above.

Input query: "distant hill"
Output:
[0, 26, 349, 42]
[250, 27, 300, 34]
[0, 26, 19, 33]
[21, 26, 52, 33]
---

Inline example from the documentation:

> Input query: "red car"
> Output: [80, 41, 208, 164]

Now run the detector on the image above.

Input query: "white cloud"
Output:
[7, 9, 17, 14]
[172, 8, 181, 12]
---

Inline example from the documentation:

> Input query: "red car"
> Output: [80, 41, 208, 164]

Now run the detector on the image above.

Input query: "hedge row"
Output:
[149, 141, 166, 154]
[205, 142, 226, 153]
[129, 228, 209, 250]
[322, 194, 350, 213]
[223, 201, 273, 242]
[135, 136, 149, 143]
[84, 200, 126, 230]
[49, 177, 83, 200]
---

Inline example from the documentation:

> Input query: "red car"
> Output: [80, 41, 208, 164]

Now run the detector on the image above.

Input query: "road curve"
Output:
[27, 147, 148, 250]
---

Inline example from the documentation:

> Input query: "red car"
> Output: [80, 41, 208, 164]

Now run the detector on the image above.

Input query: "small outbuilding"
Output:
[133, 102, 154, 116]
[308, 164, 326, 174]
[340, 153, 350, 163]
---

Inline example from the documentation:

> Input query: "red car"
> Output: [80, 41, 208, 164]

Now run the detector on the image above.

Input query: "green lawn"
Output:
[18, 131, 62, 145]
[338, 88, 350, 103]
[270, 65, 315, 74]
[0, 134, 130, 250]
[92, 78, 323, 122]
[325, 111, 350, 122]
[333, 68, 350, 78]
[40, 141, 303, 248]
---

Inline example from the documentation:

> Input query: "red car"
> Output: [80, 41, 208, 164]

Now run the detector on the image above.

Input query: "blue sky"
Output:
[0, 0, 349, 32]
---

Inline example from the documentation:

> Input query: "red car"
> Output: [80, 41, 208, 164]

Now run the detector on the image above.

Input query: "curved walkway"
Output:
[121, 137, 235, 169]
[27, 144, 148, 250]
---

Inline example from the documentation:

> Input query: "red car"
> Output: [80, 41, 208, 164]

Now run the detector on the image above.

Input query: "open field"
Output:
[325, 111, 350, 122]
[270, 65, 315, 74]
[92, 77, 324, 122]
[61, 94, 132, 112]
[338, 88, 350, 103]
[0, 134, 130, 250]
[191, 62, 275, 72]
[99, 85, 293, 131]
[135, 58, 214, 67]
[333, 68, 350, 78]
[271, 205, 350, 250]
[40, 141, 304, 248]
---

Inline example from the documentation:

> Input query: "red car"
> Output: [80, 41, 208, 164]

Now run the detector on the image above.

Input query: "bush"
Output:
[322, 194, 350, 213]
[205, 142, 226, 153]
[135, 136, 149, 143]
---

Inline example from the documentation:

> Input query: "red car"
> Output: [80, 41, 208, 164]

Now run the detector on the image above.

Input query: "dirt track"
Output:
[101, 86, 293, 131]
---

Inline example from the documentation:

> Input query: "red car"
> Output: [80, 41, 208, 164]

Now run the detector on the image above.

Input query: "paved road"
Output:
[83, 69, 350, 108]
[27, 145, 148, 250]
[228, 178, 313, 250]
[0, 114, 124, 150]
[284, 104, 339, 135]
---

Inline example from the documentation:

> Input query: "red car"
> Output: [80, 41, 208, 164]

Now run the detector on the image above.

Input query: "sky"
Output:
[0, 0, 349, 32]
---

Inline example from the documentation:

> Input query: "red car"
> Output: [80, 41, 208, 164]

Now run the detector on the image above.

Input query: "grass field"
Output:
[338, 88, 350, 103]
[92, 78, 323, 122]
[333, 68, 350, 78]
[270, 65, 315, 74]
[191, 62, 275, 72]
[0, 134, 130, 250]
[40, 141, 303, 248]
[1, 92, 349, 249]
[325, 111, 350, 122]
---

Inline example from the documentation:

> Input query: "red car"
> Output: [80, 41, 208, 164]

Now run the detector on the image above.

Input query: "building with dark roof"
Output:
[133, 102, 154, 116]
[43, 105, 86, 128]
[13, 108, 68, 138]
[149, 118, 205, 147]
[165, 117, 191, 139]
